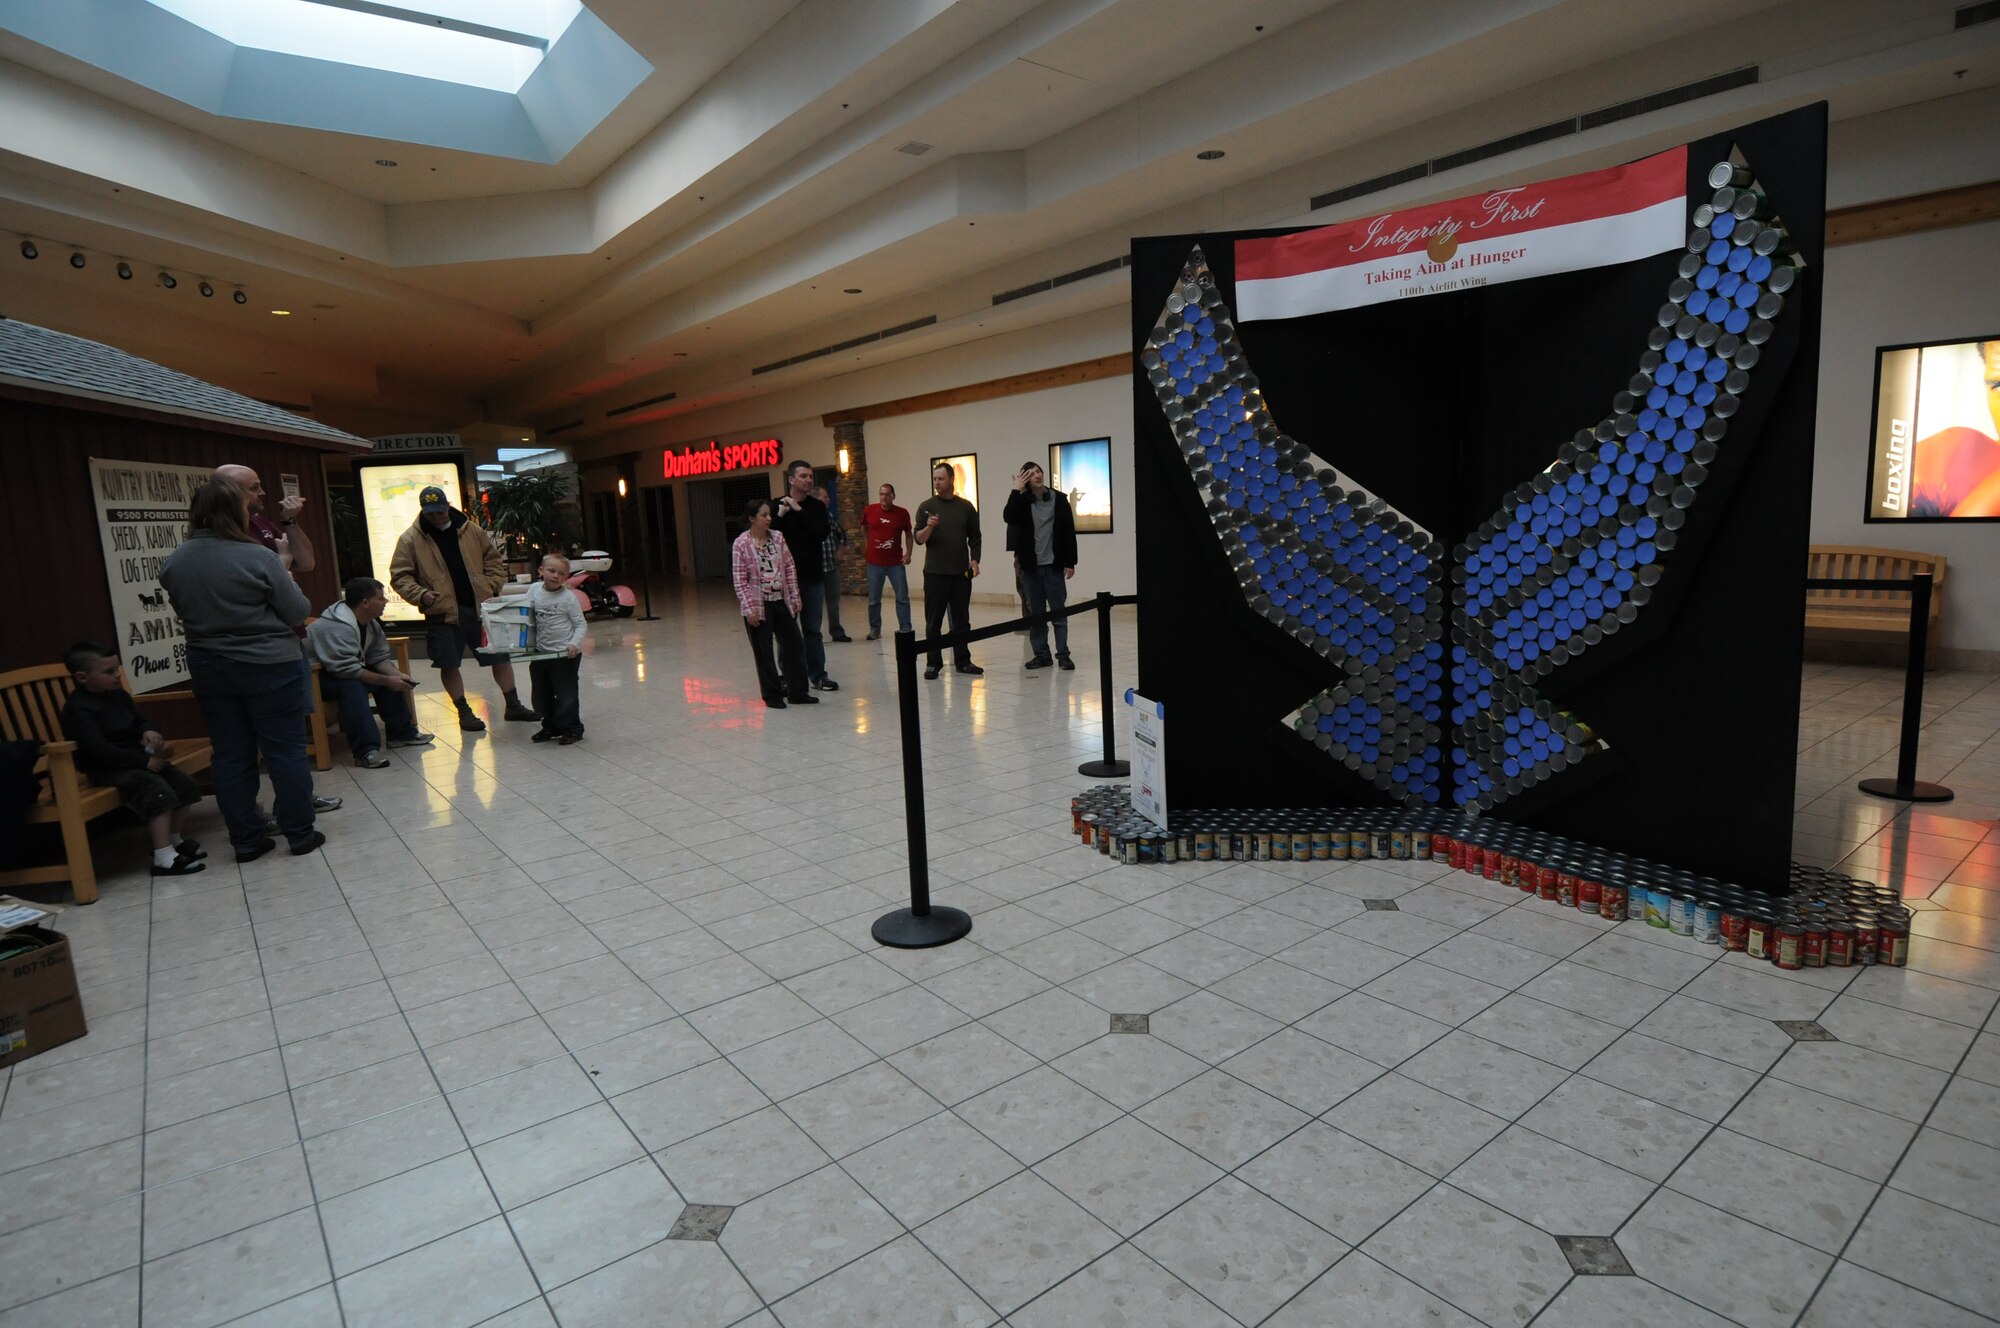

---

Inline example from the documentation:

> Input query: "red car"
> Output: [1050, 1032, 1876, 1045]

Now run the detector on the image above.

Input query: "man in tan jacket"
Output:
[389, 486, 539, 732]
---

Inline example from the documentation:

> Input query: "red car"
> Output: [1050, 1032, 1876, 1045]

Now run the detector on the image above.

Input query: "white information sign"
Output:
[359, 463, 466, 623]
[88, 457, 211, 692]
[1127, 689, 1167, 830]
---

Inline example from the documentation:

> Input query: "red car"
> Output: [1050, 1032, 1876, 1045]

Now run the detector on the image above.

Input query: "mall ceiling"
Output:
[0, 0, 1995, 445]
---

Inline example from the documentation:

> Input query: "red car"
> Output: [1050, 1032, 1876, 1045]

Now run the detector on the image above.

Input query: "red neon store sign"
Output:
[663, 438, 782, 479]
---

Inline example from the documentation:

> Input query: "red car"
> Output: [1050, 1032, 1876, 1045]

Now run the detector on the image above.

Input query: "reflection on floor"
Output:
[2, 591, 1997, 1327]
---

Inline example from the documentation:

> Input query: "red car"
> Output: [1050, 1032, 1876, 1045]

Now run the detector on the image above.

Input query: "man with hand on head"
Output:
[913, 462, 982, 680]
[771, 461, 839, 692]
[390, 485, 539, 732]
[1002, 459, 1078, 670]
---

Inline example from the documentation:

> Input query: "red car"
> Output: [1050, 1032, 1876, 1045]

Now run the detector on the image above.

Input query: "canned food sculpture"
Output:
[1145, 153, 1801, 814]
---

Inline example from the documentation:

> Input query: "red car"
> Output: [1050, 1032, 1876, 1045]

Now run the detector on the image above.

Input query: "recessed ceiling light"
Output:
[18, 240, 36, 260]
[158, 272, 176, 288]
[270, 309, 292, 316]
[198, 281, 214, 297]
[375, 159, 398, 167]
[312, 303, 336, 310]
[69, 252, 86, 269]
[232, 289, 248, 304]
[1197, 149, 1226, 161]
[116, 261, 133, 280]
[843, 288, 862, 294]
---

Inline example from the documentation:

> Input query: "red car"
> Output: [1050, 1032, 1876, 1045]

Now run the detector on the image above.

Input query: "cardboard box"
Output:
[0, 898, 87, 1068]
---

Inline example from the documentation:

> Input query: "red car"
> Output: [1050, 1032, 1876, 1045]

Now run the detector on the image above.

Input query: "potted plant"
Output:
[483, 469, 579, 577]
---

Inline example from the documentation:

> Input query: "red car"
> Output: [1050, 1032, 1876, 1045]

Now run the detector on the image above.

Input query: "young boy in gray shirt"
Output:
[527, 554, 589, 744]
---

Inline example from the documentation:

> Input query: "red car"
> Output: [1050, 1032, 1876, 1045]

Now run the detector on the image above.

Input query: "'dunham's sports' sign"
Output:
[663, 438, 782, 479]
[1236, 146, 1687, 321]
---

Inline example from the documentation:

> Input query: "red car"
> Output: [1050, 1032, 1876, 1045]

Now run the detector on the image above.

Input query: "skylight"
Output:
[145, 0, 582, 93]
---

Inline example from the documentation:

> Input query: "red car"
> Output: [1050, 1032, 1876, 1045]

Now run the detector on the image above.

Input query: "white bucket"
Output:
[479, 597, 534, 653]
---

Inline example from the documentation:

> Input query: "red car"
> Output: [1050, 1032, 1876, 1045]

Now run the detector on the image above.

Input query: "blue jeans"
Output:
[797, 579, 828, 682]
[320, 674, 418, 758]
[866, 563, 912, 634]
[189, 647, 315, 849]
[1022, 564, 1070, 659]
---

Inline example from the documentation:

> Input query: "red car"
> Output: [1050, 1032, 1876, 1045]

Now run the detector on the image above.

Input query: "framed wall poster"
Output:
[1863, 334, 2000, 521]
[930, 453, 979, 507]
[1049, 437, 1113, 533]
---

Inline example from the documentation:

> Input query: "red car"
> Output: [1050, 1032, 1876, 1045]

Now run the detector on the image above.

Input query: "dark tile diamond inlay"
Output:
[1774, 1020, 1838, 1042]
[669, 1203, 733, 1241]
[1110, 1013, 1150, 1034]
[1556, 1235, 1632, 1276]
[1362, 899, 1401, 911]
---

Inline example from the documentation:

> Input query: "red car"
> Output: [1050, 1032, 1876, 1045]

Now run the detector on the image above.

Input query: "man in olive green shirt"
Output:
[913, 463, 983, 679]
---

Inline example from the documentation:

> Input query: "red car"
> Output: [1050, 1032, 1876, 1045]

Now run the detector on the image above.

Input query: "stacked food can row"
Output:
[1064, 788, 1911, 969]
[1069, 787, 1440, 866]
[1434, 823, 1912, 969]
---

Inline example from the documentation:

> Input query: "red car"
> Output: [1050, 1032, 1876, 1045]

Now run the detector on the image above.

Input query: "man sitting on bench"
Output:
[306, 578, 433, 769]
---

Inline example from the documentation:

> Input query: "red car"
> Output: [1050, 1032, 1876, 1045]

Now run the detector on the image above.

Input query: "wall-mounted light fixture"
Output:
[198, 282, 214, 298]
[159, 272, 176, 289]
[617, 477, 628, 498]
[18, 240, 36, 260]
[68, 252, 86, 269]
[116, 261, 133, 280]
[837, 445, 851, 475]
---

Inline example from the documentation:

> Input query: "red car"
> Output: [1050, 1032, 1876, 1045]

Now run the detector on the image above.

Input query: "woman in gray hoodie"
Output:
[159, 477, 321, 861]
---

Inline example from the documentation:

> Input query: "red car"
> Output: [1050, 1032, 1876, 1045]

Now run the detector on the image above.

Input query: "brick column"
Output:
[832, 421, 870, 596]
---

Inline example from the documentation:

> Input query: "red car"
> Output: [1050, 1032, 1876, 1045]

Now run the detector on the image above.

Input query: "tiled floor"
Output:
[4, 593, 1999, 1327]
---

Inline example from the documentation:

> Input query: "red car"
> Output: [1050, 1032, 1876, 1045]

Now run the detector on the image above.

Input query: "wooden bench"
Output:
[1805, 546, 1946, 666]
[0, 665, 214, 905]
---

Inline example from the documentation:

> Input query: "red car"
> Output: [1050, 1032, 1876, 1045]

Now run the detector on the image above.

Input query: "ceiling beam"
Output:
[821, 351, 1129, 426]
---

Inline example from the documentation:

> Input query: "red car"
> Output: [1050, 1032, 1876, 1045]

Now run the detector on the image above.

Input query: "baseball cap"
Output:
[418, 486, 449, 513]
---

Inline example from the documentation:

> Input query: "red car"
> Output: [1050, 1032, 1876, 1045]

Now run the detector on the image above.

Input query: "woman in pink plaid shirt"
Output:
[731, 498, 818, 709]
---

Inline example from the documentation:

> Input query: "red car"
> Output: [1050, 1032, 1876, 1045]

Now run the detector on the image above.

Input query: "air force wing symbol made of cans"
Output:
[1144, 154, 1801, 813]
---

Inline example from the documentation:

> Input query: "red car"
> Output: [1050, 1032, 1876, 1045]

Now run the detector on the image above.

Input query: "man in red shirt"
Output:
[862, 481, 913, 639]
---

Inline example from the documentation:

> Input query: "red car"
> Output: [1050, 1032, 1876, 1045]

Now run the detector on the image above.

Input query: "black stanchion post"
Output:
[632, 488, 659, 622]
[872, 628, 972, 947]
[1858, 571, 1952, 804]
[1079, 591, 1130, 778]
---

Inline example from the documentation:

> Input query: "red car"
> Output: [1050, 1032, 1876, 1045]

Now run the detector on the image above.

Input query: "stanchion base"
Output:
[636, 615, 661, 621]
[871, 906, 972, 949]
[1078, 759, 1130, 777]
[1857, 777, 1954, 804]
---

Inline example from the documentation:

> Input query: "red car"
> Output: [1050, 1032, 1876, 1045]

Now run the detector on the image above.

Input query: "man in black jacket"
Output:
[1002, 460, 1079, 670]
[772, 461, 839, 692]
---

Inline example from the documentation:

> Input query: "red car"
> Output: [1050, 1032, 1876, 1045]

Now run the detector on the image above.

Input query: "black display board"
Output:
[1132, 105, 1826, 890]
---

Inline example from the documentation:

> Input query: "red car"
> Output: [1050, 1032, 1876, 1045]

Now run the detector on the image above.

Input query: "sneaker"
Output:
[151, 853, 206, 877]
[813, 676, 840, 692]
[458, 709, 487, 732]
[1025, 657, 1054, 670]
[387, 731, 435, 748]
[175, 839, 207, 860]
[236, 836, 277, 863]
[956, 663, 985, 676]
[288, 830, 327, 857]
[503, 702, 541, 722]
[557, 732, 583, 745]
[1057, 655, 1075, 670]
[865, 632, 880, 641]
[356, 750, 391, 769]
[313, 795, 343, 814]
[923, 666, 942, 681]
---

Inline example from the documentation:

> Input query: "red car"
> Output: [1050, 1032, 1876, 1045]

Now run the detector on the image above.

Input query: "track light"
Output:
[19, 240, 36, 260]
[116, 261, 133, 280]
[198, 281, 214, 298]
[159, 273, 176, 289]
[69, 252, 86, 269]
[232, 289, 246, 304]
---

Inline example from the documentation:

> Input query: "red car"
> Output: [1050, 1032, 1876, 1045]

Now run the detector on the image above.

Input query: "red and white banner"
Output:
[1236, 146, 1688, 321]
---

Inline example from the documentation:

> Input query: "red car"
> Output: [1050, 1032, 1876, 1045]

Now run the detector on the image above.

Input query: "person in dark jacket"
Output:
[771, 461, 839, 692]
[59, 643, 207, 875]
[159, 476, 321, 861]
[1002, 460, 1079, 669]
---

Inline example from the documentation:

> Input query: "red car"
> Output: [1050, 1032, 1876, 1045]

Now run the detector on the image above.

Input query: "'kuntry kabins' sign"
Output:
[88, 458, 211, 691]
